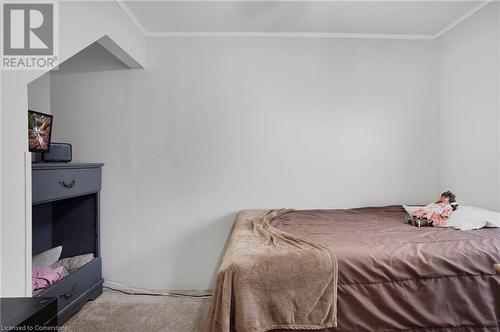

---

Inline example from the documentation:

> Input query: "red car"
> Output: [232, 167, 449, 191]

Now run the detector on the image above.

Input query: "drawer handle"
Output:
[59, 179, 76, 188]
[60, 284, 77, 299]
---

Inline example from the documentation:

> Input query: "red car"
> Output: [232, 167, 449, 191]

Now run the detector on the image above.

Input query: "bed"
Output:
[206, 206, 500, 332]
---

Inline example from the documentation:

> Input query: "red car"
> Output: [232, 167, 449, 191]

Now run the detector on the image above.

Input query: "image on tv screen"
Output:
[28, 110, 53, 152]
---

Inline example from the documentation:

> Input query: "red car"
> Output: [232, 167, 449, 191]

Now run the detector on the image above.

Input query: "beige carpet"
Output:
[64, 289, 211, 332]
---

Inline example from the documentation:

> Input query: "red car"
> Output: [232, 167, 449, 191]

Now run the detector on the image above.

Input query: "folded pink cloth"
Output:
[32, 266, 64, 290]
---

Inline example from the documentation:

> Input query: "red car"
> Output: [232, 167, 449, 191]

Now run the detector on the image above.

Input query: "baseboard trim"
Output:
[103, 280, 212, 297]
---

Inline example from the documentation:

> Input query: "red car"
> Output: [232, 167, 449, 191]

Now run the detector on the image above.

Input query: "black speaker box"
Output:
[42, 143, 72, 162]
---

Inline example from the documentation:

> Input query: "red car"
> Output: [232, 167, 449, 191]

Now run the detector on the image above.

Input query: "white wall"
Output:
[1, 0, 145, 297]
[28, 73, 51, 115]
[51, 37, 437, 290]
[437, 2, 500, 211]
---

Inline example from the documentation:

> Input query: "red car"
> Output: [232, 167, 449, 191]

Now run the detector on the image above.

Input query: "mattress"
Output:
[270, 206, 500, 332]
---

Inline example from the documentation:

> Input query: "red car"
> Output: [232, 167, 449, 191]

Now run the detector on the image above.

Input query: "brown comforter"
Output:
[271, 206, 500, 332]
[206, 209, 338, 332]
[207, 206, 500, 332]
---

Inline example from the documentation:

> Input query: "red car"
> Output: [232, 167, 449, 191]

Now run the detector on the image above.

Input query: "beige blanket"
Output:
[206, 209, 338, 332]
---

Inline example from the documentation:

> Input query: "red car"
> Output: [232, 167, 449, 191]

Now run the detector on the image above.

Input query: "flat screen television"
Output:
[28, 110, 53, 153]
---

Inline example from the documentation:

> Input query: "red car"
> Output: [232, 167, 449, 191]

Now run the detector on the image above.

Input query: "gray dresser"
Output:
[32, 163, 104, 324]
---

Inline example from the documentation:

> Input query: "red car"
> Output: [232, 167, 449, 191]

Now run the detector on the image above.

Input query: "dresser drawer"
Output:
[35, 257, 102, 317]
[33, 168, 101, 204]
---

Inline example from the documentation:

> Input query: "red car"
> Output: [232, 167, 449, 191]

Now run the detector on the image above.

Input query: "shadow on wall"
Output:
[170, 212, 237, 291]
[57, 41, 130, 73]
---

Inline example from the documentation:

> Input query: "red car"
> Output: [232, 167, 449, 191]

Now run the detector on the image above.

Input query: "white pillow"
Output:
[486, 214, 500, 227]
[402, 205, 422, 217]
[32, 246, 62, 268]
[52, 253, 94, 273]
[441, 206, 500, 230]
[460, 206, 500, 228]
[442, 207, 486, 230]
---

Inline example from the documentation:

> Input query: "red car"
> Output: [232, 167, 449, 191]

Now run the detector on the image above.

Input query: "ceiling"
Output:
[122, 1, 487, 38]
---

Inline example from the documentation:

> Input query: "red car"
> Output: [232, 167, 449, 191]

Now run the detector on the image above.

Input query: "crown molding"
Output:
[434, 0, 492, 39]
[117, 0, 492, 41]
[116, 0, 148, 36]
[144, 31, 434, 39]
